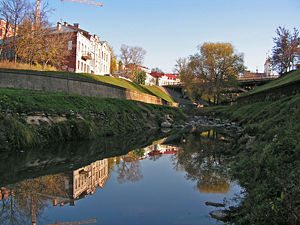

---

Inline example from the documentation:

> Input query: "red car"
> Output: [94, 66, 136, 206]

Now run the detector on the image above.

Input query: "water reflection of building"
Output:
[53, 158, 109, 207]
[0, 187, 14, 200]
[144, 143, 179, 157]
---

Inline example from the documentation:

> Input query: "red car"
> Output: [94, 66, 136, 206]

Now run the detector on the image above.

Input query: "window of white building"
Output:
[68, 41, 72, 50]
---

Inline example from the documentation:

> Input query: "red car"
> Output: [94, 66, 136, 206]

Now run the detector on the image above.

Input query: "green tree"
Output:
[271, 26, 299, 75]
[176, 42, 244, 105]
[118, 60, 123, 71]
[134, 71, 146, 84]
[109, 45, 117, 75]
[152, 67, 164, 74]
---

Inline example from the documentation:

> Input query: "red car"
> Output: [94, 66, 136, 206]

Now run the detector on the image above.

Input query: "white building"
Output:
[264, 58, 273, 76]
[55, 22, 111, 75]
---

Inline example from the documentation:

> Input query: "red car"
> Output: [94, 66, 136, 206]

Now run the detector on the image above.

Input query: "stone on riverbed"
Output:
[205, 201, 226, 207]
[161, 121, 172, 128]
[209, 210, 229, 221]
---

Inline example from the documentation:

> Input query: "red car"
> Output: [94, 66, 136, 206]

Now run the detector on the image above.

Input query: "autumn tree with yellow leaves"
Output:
[176, 42, 244, 105]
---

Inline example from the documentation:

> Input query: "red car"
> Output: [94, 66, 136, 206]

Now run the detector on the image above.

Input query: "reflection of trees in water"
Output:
[176, 130, 233, 194]
[0, 175, 69, 225]
[115, 151, 143, 184]
[0, 185, 27, 225]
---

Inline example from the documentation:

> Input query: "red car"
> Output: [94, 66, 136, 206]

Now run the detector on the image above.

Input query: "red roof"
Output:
[150, 71, 163, 78]
[165, 74, 179, 79]
[163, 148, 177, 154]
[150, 72, 179, 80]
[148, 151, 162, 156]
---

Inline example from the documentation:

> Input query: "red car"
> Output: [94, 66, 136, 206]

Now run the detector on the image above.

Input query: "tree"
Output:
[271, 26, 300, 75]
[16, 17, 71, 68]
[115, 153, 143, 184]
[120, 44, 146, 79]
[134, 71, 146, 84]
[109, 45, 117, 75]
[120, 44, 146, 66]
[0, 0, 31, 60]
[175, 130, 233, 194]
[152, 67, 164, 74]
[176, 42, 244, 105]
[118, 60, 123, 71]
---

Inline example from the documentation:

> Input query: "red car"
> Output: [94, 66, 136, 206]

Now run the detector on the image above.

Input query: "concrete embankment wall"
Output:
[0, 68, 178, 107]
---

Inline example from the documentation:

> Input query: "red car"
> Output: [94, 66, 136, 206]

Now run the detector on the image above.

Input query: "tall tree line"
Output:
[0, 0, 71, 68]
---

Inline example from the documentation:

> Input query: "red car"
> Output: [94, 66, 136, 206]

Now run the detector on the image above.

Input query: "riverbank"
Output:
[196, 93, 300, 224]
[0, 88, 186, 151]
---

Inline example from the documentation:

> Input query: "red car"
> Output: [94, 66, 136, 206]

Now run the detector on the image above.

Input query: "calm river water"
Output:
[0, 128, 242, 225]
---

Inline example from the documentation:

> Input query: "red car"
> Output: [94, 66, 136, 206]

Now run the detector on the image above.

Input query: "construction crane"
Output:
[61, 0, 103, 7]
[36, 0, 41, 24]
[45, 218, 97, 225]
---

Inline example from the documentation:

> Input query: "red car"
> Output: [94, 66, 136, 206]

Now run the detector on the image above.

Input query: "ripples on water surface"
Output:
[0, 129, 242, 225]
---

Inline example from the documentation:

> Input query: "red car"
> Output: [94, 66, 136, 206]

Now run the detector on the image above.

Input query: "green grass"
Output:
[0, 87, 185, 150]
[0, 68, 175, 102]
[249, 69, 300, 94]
[83, 74, 153, 94]
[197, 94, 300, 224]
[143, 85, 175, 103]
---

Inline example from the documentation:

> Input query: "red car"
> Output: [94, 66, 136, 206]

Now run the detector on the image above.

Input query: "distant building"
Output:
[53, 22, 111, 75]
[149, 71, 181, 86]
[264, 58, 273, 76]
[242, 70, 265, 79]
[242, 58, 276, 79]
[0, 20, 14, 40]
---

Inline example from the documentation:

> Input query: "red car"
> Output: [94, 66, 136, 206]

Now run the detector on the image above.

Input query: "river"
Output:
[0, 128, 243, 225]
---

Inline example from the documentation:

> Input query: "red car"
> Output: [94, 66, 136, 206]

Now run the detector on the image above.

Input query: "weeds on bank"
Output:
[196, 94, 300, 224]
[0, 88, 184, 150]
[0, 60, 57, 71]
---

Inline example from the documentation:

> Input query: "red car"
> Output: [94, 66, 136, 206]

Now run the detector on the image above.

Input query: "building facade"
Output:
[264, 58, 273, 76]
[54, 22, 111, 75]
[148, 71, 181, 86]
[0, 20, 14, 40]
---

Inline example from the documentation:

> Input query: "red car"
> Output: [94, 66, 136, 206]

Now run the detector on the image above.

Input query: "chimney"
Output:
[74, 23, 79, 28]
[57, 22, 61, 31]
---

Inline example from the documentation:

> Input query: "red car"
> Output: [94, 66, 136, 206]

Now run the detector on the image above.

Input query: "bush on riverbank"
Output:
[196, 94, 300, 224]
[0, 88, 185, 151]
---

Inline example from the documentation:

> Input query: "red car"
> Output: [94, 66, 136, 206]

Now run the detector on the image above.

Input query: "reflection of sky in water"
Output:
[41, 154, 242, 225]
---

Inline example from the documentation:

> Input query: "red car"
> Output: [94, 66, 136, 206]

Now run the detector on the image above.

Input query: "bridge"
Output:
[163, 76, 278, 92]
[161, 76, 278, 105]
[237, 76, 278, 91]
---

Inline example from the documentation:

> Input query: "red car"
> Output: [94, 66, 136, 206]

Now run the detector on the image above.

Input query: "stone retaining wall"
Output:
[0, 68, 178, 107]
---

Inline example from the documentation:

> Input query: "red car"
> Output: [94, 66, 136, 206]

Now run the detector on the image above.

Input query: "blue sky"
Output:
[47, 0, 300, 73]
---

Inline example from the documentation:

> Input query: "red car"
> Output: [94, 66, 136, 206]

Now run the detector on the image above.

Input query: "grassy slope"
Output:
[248, 69, 300, 94]
[0, 88, 185, 150]
[196, 69, 300, 224]
[143, 85, 175, 103]
[0, 68, 174, 102]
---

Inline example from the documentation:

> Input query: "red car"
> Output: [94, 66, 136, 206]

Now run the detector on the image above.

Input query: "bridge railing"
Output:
[160, 81, 181, 86]
[238, 76, 278, 81]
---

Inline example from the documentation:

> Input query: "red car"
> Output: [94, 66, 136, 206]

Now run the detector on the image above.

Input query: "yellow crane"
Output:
[61, 0, 103, 7]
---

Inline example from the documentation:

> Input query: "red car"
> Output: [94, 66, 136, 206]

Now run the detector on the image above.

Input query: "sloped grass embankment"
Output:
[197, 93, 300, 224]
[0, 88, 185, 151]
